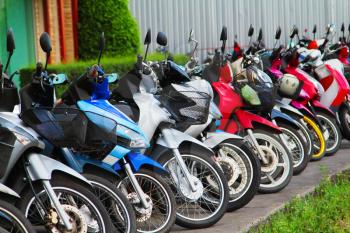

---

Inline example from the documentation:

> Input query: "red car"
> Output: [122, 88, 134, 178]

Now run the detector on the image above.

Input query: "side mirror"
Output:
[52, 74, 68, 85]
[97, 32, 105, 65]
[188, 29, 194, 42]
[348, 24, 350, 33]
[39, 32, 52, 54]
[39, 32, 52, 70]
[312, 25, 317, 34]
[6, 29, 15, 55]
[275, 26, 282, 40]
[257, 28, 263, 41]
[341, 23, 345, 33]
[289, 25, 299, 38]
[144, 29, 151, 45]
[220, 26, 227, 41]
[248, 24, 254, 37]
[106, 73, 119, 83]
[156, 32, 168, 46]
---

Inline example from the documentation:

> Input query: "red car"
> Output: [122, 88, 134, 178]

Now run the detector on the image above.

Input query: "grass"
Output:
[252, 170, 350, 233]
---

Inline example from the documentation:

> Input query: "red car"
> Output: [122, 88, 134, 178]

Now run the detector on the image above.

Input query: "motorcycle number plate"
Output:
[315, 65, 331, 80]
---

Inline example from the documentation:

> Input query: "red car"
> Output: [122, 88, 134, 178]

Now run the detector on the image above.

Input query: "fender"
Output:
[291, 100, 316, 119]
[0, 184, 20, 199]
[235, 109, 282, 133]
[25, 153, 91, 186]
[312, 100, 335, 116]
[271, 109, 299, 128]
[156, 128, 214, 155]
[202, 131, 243, 149]
[126, 152, 167, 173]
[275, 99, 304, 118]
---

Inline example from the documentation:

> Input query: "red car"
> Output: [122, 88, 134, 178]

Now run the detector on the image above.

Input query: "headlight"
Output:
[117, 125, 149, 149]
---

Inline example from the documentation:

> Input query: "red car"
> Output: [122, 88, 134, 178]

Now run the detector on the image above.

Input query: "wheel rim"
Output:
[317, 114, 339, 152]
[90, 181, 131, 233]
[163, 154, 225, 222]
[24, 187, 105, 233]
[253, 133, 291, 188]
[281, 127, 304, 168]
[116, 173, 172, 233]
[216, 143, 253, 202]
[303, 116, 325, 159]
[0, 206, 30, 233]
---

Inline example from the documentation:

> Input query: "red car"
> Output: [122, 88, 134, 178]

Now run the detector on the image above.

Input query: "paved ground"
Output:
[172, 141, 350, 233]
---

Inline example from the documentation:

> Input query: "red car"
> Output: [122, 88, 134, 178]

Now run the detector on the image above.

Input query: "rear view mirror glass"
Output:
[52, 73, 68, 85]
[106, 73, 119, 83]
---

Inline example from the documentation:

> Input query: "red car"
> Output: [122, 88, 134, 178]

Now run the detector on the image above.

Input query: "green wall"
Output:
[0, 0, 35, 86]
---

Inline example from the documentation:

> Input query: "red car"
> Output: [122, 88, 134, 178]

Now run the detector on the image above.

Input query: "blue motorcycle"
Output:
[21, 33, 176, 233]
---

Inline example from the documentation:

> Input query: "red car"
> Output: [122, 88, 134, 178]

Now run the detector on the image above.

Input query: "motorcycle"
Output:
[0, 30, 114, 233]
[201, 27, 293, 193]
[109, 31, 229, 229]
[229, 26, 310, 174]
[46, 33, 177, 233]
[148, 30, 261, 212]
[284, 26, 342, 156]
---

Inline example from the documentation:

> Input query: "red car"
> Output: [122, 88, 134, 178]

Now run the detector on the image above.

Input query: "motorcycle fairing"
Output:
[312, 99, 336, 117]
[271, 109, 299, 128]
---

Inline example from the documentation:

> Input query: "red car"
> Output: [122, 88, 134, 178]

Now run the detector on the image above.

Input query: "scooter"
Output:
[202, 27, 293, 194]
[109, 31, 229, 229]
[150, 30, 261, 212]
[228, 26, 311, 174]
[0, 30, 114, 233]
[256, 27, 324, 161]
[284, 26, 342, 156]
[48, 33, 177, 233]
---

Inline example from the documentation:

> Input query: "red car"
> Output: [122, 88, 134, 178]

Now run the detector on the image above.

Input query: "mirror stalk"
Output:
[3, 53, 12, 74]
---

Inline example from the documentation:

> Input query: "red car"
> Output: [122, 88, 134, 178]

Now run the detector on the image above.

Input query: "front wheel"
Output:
[246, 129, 293, 193]
[0, 199, 35, 233]
[316, 111, 342, 156]
[278, 122, 308, 175]
[214, 140, 260, 212]
[338, 103, 350, 140]
[302, 115, 326, 160]
[158, 149, 229, 229]
[115, 169, 176, 233]
[17, 173, 114, 233]
[83, 173, 137, 233]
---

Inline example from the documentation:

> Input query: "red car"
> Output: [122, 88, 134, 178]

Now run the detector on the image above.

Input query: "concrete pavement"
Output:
[172, 142, 350, 233]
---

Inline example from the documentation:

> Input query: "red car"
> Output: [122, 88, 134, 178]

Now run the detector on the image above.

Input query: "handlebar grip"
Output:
[35, 62, 43, 76]
[136, 54, 143, 71]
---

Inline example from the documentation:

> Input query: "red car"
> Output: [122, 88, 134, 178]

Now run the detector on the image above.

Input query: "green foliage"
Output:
[19, 53, 188, 97]
[252, 170, 350, 233]
[77, 0, 141, 59]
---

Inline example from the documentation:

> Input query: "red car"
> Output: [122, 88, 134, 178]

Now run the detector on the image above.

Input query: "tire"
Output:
[83, 173, 137, 233]
[17, 173, 114, 233]
[214, 139, 260, 212]
[302, 115, 326, 160]
[295, 118, 314, 160]
[115, 168, 176, 233]
[277, 122, 308, 175]
[338, 104, 350, 140]
[158, 148, 229, 229]
[0, 199, 35, 233]
[246, 129, 293, 193]
[316, 111, 342, 156]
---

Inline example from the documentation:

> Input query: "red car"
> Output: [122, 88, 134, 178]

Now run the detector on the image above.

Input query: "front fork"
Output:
[24, 165, 73, 231]
[246, 129, 269, 165]
[271, 119, 291, 153]
[161, 129, 198, 192]
[122, 158, 150, 209]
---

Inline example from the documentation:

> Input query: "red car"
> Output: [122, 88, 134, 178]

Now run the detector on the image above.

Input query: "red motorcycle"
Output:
[202, 27, 293, 193]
